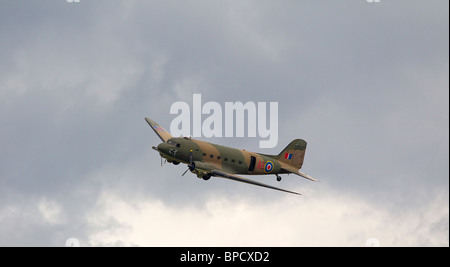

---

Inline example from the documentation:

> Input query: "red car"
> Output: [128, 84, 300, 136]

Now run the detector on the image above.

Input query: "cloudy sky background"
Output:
[0, 0, 448, 246]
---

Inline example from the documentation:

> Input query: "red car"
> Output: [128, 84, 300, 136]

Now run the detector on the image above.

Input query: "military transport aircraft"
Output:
[145, 117, 317, 195]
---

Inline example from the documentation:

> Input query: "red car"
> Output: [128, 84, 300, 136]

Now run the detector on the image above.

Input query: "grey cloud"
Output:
[0, 0, 448, 246]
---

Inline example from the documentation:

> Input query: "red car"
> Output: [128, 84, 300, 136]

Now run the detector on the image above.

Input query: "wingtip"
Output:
[145, 117, 158, 127]
[277, 188, 302, 196]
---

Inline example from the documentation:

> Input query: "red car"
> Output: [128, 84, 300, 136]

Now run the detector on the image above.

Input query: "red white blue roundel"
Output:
[264, 161, 274, 173]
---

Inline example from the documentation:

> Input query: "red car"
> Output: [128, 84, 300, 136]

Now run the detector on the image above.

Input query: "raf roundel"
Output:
[264, 161, 274, 173]
[154, 126, 166, 133]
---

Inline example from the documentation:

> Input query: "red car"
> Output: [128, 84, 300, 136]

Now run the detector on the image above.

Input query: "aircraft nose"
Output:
[157, 142, 169, 155]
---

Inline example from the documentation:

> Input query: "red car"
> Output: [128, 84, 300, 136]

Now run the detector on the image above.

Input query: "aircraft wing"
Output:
[211, 170, 301, 196]
[145, 117, 173, 142]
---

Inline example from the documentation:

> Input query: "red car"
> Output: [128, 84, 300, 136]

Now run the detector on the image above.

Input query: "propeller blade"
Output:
[187, 150, 196, 171]
[182, 168, 189, 177]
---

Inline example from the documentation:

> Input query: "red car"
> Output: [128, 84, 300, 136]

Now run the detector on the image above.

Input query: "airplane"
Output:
[145, 117, 317, 195]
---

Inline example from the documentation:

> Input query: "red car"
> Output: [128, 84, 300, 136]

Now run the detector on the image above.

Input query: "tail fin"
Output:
[276, 139, 307, 170]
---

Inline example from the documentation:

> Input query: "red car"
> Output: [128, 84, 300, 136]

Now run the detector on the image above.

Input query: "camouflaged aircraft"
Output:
[145, 117, 317, 195]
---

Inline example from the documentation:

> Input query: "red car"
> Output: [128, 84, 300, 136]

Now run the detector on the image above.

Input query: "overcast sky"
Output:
[0, 0, 448, 247]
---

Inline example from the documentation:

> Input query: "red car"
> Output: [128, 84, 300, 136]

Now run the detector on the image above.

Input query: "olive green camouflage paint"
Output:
[160, 137, 306, 176]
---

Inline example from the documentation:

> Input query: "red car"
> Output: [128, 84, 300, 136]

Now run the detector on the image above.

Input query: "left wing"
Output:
[211, 170, 301, 196]
[145, 117, 173, 142]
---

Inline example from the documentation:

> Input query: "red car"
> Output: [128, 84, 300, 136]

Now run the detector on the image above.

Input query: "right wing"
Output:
[145, 117, 173, 142]
[189, 161, 301, 195]
[211, 170, 301, 196]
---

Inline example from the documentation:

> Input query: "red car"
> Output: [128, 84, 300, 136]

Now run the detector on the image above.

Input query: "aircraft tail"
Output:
[276, 139, 307, 170]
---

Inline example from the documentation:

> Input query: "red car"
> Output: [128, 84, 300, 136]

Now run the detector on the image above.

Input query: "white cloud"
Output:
[37, 197, 65, 226]
[0, 196, 66, 228]
[86, 188, 448, 247]
[0, 195, 68, 245]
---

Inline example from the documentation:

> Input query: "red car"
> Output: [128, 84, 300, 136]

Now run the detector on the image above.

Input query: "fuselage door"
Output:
[248, 156, 256, 172]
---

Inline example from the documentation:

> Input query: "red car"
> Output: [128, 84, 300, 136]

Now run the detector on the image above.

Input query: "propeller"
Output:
[181, 150, 195, 177]
[152, 146, 164, 167]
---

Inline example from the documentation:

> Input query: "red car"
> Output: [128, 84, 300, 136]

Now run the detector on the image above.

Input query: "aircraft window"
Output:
[224, 158, 228, 161]
[231, 159, 235, 163]
[238, 161, 242, 164]
[203, 153, 206, 156]
[167, 140, 178, 146]
[217, 156, 221, 160]
[210, 155, 214, 158]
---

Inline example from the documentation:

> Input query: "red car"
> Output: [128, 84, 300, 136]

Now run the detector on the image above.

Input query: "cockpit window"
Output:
[167, 140, 178, 146]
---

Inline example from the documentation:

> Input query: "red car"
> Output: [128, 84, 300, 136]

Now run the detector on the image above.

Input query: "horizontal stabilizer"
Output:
[297, 171, 318, 182]
[280, 165, 318, 182]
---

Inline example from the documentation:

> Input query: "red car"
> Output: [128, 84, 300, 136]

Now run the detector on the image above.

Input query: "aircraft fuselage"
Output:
[157, 137, 283, 175]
